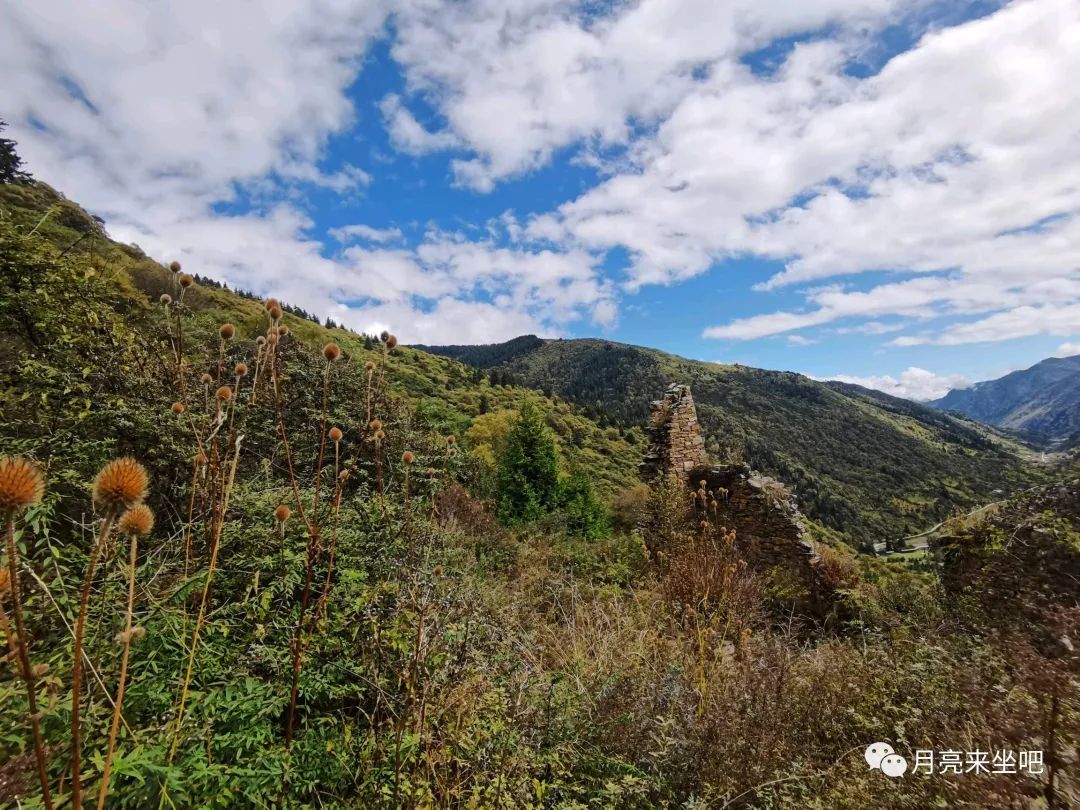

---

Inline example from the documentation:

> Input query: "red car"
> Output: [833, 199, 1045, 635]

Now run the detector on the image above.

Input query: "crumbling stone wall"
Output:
[640, 384, 709, 482]
[641, 384, 836, 619]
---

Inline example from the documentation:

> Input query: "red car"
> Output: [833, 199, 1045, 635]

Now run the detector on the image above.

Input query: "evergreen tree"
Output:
[0, 120, 31, 184]
[557, 468, 609, 540]
[497, 401, 559, 523]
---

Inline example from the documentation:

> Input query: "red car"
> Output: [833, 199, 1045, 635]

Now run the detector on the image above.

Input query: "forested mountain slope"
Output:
[930, 354, 1080, 446]
[419, 336, 1042, 546]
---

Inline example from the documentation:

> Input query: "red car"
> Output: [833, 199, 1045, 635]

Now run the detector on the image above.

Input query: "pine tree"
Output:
[497, 401, 559, 523]
[0, 120, 31, 184]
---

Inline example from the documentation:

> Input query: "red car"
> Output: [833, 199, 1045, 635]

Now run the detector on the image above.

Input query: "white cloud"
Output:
[823, 367, 970, 401]
[329, 223, 404, 243]
[787, 335, 815, 346]
[379, 93, 460, 155]
[1055, 341, 1080, 357]
[0, 0, 617, 344]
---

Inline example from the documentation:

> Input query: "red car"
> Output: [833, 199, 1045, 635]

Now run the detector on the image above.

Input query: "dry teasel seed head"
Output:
[323, 343, 341, 361]
[233, 362, 248, 378]
[215, 385, 233, 401]
[169, 260, 182, 273]
[178, 273, 194, 288]
[269, 306, 283, 321]
[433, 565, 443, 577]
[130, 625, 146, 641]
[159, 293, 172, 306]
[446, 435, 456, 446]
[119, 504, 155, 537]
[114, 629, 134, 645]
[256, 335, 266, 346]
[267, 332, 280, 345]
[380, 330, 390, 343]
[329, 427, 343, 443]
[447, 447, 460, 458]
[93, 458, 149, 511]
[365, 360, 375, 371]
[277, 325, 289, 336]
[200, 373, 213, 385]
[194, 452, 208, 466]
[171, 402, 185, 415]
[373, 429, 385, 442]
[402, 451, 415, 464]
[385, 334, 398, 349]
[274, 504, 291, 523]
[219, 323, 236, 340]
[0, 456, 45, 513]
[369, 419, 382, 431]
[425, 467, 437, 476]
[264, 298, 280, 312]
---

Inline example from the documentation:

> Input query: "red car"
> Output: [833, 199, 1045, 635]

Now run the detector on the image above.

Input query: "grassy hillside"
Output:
[420, 336, 1043, 547]
[0, 183, 640, 500]
[3, 178, 1078, 809]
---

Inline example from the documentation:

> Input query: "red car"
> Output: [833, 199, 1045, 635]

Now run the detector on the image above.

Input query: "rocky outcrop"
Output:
[640, 384, 709, 482]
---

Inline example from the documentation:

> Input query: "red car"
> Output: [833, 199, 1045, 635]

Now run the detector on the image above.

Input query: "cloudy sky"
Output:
[3, 0, 1078, 400]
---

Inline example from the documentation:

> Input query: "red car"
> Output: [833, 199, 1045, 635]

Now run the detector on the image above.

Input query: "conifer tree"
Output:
[0, 120, 31, 184]
[497, 400, 559, 522]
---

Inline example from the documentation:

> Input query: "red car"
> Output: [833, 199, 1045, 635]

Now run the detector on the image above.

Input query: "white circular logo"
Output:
[865, 742, 895, 769]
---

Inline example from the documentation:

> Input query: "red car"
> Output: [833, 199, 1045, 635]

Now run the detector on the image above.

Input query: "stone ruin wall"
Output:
[640, 384, 834, 617]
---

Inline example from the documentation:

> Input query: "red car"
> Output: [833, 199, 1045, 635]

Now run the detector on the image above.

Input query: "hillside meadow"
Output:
[1, 182, 1077, 808]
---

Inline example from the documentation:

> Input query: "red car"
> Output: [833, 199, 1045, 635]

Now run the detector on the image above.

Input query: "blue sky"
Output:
[3, 0, 1079, 399]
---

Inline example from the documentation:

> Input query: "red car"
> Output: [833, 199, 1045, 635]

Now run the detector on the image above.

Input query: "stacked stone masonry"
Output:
[641, 383, 836, 618]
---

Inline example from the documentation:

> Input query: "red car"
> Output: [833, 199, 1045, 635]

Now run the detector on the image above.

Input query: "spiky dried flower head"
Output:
[200, 373, 213, 385]
[159, 293, 172, 306]
[171, 402, 185, 415]
[219, 323, 236, 340]
[323, 342, 342, 362]
[0, 456, 45, 513]
[215, 385, 233, 401]
[425, 467, 437, 476]
[277, 325, 289, 336]
[119, 503, 155, 537]
[274, 504, 291, 523]
[373, 429, 385, 442]
[365, 360, 375, 371]
[264, 298, 280, 312]
[385, 334, 398, 349]
[179, 273, 194, 288]
[93, 458, 149, 511]
[448, 447, 460, 458]
[402, 451, 415, 465]
[379, 330, 390, 343]
[268, 332, 280, 345]
[194, 452, 208, 466]
[369, 419, 382, 431]
[269, 306, 283, 321]
[256, 335, 266, 346]
[233, 362, 248, 378]
[446, 435, 456, 446]
[169, 260, 182, 273]
[130, 625, 146, 642]
[433, 565, 443, 577]
[329, 427, 343, 443]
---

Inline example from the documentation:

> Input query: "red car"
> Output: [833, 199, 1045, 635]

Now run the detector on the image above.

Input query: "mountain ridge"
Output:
[929, 354, 1080, 446]
[416, 335, 1043, 548]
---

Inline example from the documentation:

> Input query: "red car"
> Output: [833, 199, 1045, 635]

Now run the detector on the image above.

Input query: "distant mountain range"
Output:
[929, 355, 1080, 448]
[416, 336, 1040, 547]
